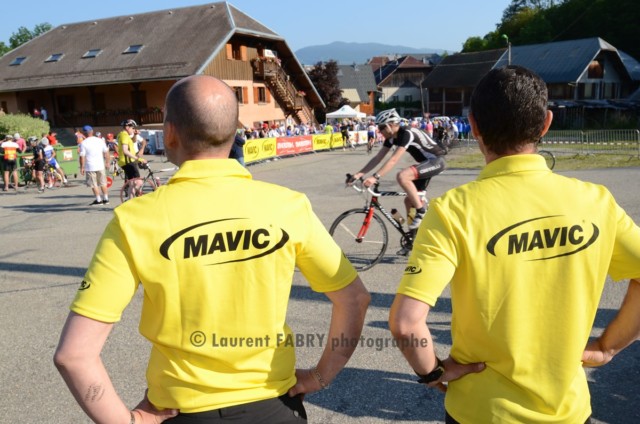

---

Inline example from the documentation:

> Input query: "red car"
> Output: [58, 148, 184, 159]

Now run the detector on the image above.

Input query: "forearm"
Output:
[392, 321, 437, 375]
[316, 283, 370, 383]
[596, 279, 640, 357]
[56, 356, 130, 424]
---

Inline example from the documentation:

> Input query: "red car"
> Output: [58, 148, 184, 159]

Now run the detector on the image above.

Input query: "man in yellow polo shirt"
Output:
[54, 75, 370, 424]
[389, 66, 640, 423]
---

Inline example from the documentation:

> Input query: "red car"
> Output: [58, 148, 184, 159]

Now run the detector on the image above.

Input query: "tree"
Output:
[307, 60, 347, 123]
[1, 22, 52, 54]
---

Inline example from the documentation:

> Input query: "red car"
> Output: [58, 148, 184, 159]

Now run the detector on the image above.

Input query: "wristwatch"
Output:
[373, 172, 381, 180]
[415, 357, 445, 384]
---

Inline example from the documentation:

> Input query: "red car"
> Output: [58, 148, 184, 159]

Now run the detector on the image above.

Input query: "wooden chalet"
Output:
[0, 2, 323, 133]
[423, 38, 640, 122]
[336, 64, 378, 117]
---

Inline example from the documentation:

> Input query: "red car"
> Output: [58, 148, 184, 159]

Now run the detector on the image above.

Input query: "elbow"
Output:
[388, 310, 415, 341]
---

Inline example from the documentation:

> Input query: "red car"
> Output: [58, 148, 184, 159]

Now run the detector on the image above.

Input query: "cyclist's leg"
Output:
[53, 160, 67, 183]
[399, 157, 446, 224]
[123, 163, 141, 196]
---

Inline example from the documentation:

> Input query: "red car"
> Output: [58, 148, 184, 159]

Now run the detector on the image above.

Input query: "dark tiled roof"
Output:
[337, 64, 377, 102]
[423, 49, 506, 88]
[493, 37, 624, 83]
[0, 2, 281, 91]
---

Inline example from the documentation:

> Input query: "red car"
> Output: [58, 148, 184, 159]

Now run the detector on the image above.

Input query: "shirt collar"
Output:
[168, 159, 252, 183]
[478, 154, 549, 181]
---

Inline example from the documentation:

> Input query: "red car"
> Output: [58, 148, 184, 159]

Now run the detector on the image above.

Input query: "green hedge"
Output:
[0, 113, 50, 139]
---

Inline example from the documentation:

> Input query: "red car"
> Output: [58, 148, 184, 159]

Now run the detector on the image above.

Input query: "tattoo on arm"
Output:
[84, 384, 105, 403]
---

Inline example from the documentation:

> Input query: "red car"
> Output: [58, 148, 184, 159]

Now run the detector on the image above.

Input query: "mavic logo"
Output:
[78, 280, 91, 291]
[159, 218, 289, 266]
[404, 265, 422, 275]
[486, 215, 599, 261]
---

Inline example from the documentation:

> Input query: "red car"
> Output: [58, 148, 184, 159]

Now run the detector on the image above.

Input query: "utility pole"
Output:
[501, 34, 511, 66]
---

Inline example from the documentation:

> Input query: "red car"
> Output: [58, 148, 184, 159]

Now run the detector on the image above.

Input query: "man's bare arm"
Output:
[289, 277, 370, 395]
[583, 278, 640, 367]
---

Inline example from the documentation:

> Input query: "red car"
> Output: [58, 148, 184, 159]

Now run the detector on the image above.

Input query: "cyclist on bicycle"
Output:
[42, 139, 68, 185]
[118, 119, 146, 176]
[349, 108, 447, 232]
[366, 120, 376, 154]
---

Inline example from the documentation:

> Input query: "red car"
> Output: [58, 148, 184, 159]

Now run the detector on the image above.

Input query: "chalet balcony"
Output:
[54, 108, 164, 128]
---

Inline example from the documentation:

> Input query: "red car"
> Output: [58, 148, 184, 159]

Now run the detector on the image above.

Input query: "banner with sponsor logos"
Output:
[276, 136, 313, 156]
[244, 138, 277, 164]
[244, 133, 364, 164]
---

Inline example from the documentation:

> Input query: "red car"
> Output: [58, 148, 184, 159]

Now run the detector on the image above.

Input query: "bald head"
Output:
[164, 75, 239, 154]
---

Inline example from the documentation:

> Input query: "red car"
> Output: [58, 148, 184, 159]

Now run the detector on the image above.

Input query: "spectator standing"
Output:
[389, 66, 640, 424]
[1, 135, 20, 191]
[54, 75, 369, 424]
[46, 131, 58, 146]
[425, 118, 434, 138]
[229, 131, 246, 167]
[40, 106, 48, 121]
[78, 125, 110, 205]
[74, 128, 85, 145]
[13, 133, 26, 153]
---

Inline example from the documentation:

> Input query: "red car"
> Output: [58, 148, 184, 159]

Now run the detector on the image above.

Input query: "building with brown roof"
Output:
[0, 2, 322, 133]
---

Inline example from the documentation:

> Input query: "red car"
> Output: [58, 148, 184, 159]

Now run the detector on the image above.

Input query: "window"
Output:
[254, 87, 271, 104]
[225, 42, 247, 61]
[587, 60, 604, 79]
[9, 56, 27, 66]
[258, 87, 267, 103]
[45, 53, 64, 63]
[123, 44, 143, 54]
[404, 95, 413, 102]
[83, 49, 102, 58]
[234, 87, 249, 104]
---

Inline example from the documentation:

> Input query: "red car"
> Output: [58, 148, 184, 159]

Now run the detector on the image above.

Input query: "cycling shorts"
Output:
[34, 159, 46, 171]
[367, 131, 375, 140]
[3, 160, 17, 172]
[123, 162, 140, 180]
[409, 157, 446, 191]
[48, 159, 59, 168]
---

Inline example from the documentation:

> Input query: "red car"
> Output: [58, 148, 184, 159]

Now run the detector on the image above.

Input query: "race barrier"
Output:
[244, 132, 369, 165]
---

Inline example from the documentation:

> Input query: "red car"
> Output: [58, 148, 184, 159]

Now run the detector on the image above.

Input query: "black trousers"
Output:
[166, 394, 306, 423]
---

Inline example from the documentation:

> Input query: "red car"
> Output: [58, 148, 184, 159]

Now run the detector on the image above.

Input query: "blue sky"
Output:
[1, 0, 512, 53]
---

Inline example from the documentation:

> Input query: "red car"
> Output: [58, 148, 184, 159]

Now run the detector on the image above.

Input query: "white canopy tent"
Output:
[325, 105, 366, 120]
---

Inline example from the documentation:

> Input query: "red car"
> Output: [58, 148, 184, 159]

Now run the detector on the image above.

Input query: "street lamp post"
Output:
[501, 34, 511, 66]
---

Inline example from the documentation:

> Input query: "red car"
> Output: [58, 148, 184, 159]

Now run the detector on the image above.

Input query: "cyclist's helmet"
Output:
[375, 109, 401, 126]
[121, 119, 138, 128]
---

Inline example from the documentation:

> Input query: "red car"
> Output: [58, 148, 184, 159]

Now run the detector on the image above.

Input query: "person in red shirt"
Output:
[46, 131, 59, 146]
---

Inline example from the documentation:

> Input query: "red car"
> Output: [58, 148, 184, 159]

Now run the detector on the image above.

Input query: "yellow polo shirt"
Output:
[71, 159, 357, 412]
[398, 154, 640, 423]
[117, 130, 136, 167]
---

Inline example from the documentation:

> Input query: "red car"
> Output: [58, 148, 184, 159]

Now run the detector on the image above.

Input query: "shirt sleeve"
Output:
[295, 197, 358, 293]
[608, 202, 640, 281]
[70, 216, 139, 323]
[397, 201, 457, 306]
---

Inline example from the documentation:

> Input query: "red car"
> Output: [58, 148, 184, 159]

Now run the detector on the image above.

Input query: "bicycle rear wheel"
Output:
[329, 209, 388, 271]
[539, 150, 555, 170]
[120, 177, 156, 202]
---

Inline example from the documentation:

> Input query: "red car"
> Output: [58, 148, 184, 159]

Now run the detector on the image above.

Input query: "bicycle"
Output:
[108, 155, 125, 180]
[538, 149, 555, 170]
[43, 162, 64, 188]
[329, 174, 429, 271]
[119, 162, 176, 202]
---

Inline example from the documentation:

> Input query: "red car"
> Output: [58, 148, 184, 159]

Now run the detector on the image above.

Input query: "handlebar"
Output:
[345, 173, 381, 196]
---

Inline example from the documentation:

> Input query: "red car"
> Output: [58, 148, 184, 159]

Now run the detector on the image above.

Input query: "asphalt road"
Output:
[0, 146, 639, 423]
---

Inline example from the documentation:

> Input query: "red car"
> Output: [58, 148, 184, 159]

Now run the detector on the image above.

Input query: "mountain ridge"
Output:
[294, 41, 449, 65]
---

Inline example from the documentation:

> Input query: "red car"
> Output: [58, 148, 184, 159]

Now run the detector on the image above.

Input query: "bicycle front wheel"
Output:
[329, 209, 388, 271]
[539, 150, 555, 170]
[120, 177, 156, 202]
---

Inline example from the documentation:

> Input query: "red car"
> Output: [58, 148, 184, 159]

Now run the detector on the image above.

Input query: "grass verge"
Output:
[446, 148, 640, 171]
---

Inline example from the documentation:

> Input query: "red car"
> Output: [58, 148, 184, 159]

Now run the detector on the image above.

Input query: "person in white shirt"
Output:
[78, 125, 110, 206]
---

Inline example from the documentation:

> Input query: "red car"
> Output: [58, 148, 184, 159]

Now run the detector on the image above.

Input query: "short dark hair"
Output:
[470, 66, 548, 154]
